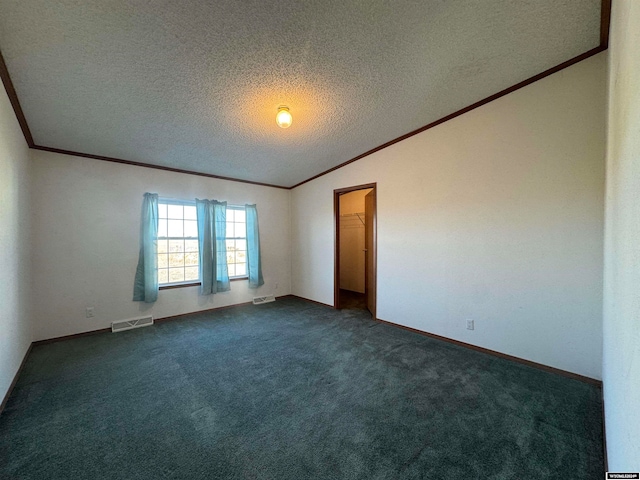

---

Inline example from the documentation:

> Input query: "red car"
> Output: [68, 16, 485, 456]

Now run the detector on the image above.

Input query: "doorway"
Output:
[334, 183, 377, 317]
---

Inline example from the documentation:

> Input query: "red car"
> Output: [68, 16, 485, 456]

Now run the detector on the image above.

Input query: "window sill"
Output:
[159, 282, 200, 290]
[159, 277, 248, 290]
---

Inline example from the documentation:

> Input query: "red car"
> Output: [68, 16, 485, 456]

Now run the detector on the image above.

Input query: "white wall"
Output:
[603, 0, 640, 469]
[30, 151, 291, 341]
[0, 84, 31, 401]
[292, 53, 606, 379]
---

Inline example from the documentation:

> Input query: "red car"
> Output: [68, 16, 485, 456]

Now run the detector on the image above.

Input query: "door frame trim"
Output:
[333, 182, 377, 310]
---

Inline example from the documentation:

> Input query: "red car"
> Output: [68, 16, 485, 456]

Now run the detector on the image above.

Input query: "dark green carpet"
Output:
[339, 289, 367, 310]
[0, 297, 603, 479]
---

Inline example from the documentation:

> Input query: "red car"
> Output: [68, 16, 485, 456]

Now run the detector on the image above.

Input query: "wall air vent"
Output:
[111, 315, 154, 333]
[253, 295, 276, 305]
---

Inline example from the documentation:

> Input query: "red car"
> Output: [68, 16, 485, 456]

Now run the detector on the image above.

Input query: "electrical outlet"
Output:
[86, 307, 95, 318]
[466, 319, 474, 330]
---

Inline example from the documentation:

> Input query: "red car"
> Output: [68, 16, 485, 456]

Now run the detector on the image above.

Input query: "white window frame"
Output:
[226, 205, 248, 280]
[157, 198, 200, 287]
[156, 199, 249, 288]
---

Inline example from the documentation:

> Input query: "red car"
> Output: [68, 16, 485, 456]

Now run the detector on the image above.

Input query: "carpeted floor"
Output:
[0, 297, 603, 479]
[339, 289, 367, 311]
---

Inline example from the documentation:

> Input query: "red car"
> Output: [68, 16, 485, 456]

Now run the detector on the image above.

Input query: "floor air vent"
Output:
[111, 315, 154, 333]
[253, 295, 276, 305]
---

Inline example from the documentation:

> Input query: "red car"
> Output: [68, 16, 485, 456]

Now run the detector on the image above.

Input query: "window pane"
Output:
[169, 253, 184, 267]
[226, 209, 235, 222]
[167, 204, 183, 219]
[228, 264, 236, 277]
[158, 219, 168, 238]
[185, 266, 199, 281]
[185, 239, 198, 252]
[227, 252, 235, 264]
[185, 251, 198, 266]
[235, 209, 246, 223]
[184, 220, 198, 238]
[169, 268, 185, 283]
[236, 250, 246, 263]
[226, 239, 234, 251]
[235, 239, 246, 251]
[159, 203, 168, 218]
[235, 263, 246, 276]
[157, 200, 201, 286]
[158, 269, 168, 284]
[184, 205, 197, 220]
[236, 222, 246, 238]
[169, 240, 184, 252]
[157, 239, 168, 254]
[226, 222, 234, 238]
[168, 219, 183, 237]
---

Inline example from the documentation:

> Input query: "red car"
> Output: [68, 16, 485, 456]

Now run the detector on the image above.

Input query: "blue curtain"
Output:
[245, 204, 264, 288]
[133, 193, 159, 303]
[214, 202, 230, 292]
[196, 199, 230, 295]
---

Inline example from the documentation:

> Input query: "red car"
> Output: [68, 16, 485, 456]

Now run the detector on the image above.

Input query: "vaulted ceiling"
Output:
[0, 0, 607, 188]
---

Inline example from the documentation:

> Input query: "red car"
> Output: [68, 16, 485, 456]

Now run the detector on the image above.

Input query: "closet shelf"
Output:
[340, 212, 365, 226]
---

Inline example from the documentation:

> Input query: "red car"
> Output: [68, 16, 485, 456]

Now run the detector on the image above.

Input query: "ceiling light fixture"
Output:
[276, 106, 292, 129]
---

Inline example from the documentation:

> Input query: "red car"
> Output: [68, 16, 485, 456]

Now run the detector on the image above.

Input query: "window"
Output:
[158, 200, 199, 286]
[156, 200, 247, 287]
[226, 206, 247, 278]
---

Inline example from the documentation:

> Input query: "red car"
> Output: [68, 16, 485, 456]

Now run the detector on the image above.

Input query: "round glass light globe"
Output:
[276, 107, 292, 128]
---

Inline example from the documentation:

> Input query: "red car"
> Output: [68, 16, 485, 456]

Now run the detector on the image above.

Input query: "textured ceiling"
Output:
[0, 0, 602, 187]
